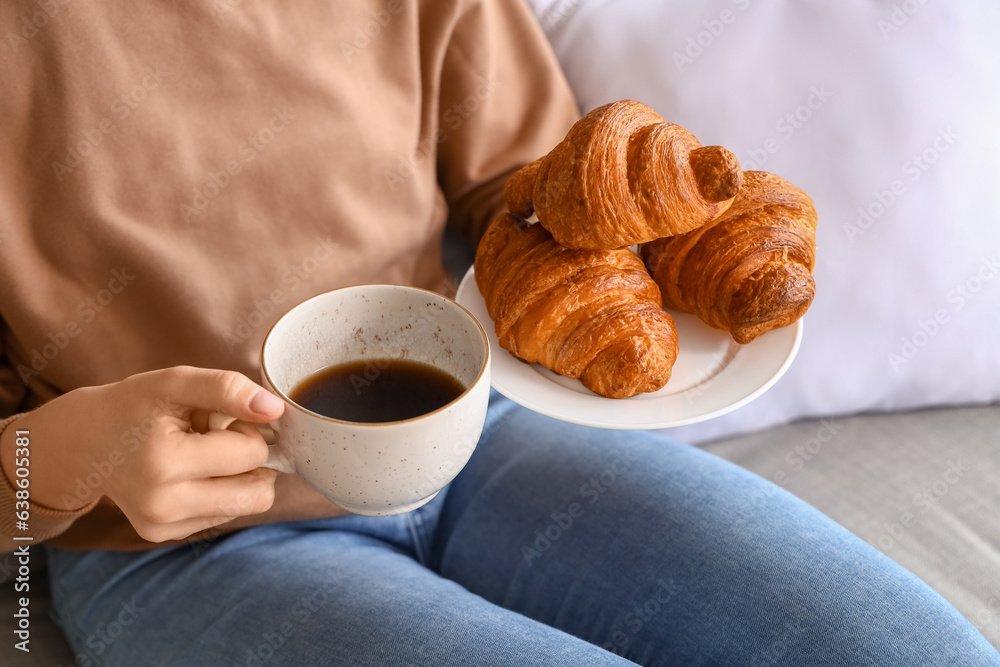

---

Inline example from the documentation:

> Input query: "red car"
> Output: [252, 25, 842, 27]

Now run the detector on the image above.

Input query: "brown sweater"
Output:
[0, 0, 578, 551]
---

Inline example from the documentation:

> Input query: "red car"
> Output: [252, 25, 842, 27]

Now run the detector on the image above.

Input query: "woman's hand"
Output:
[1, 366, 285, 543]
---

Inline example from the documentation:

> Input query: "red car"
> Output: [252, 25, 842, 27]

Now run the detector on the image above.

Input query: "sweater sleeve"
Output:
[0, 414, 100, 553]
[436, 0, 580, 246]
[0, 332, 98, 551]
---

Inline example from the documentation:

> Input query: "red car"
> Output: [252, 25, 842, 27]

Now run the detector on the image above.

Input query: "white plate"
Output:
[454, 267, 801, 430]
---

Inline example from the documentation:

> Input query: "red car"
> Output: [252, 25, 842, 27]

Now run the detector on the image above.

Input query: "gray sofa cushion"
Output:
[702, 403, 1000, 649]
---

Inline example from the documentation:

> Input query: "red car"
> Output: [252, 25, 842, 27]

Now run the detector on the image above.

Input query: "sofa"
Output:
[5, 1, 999, 663]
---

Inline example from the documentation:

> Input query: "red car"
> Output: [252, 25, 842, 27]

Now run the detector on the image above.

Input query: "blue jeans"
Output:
[47, 394, 998, 666]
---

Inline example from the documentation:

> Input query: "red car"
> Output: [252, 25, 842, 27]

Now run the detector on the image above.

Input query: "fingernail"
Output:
[250, 390, 284, 415]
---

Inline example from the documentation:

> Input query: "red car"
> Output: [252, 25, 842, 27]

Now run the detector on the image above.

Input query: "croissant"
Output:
[640, 171, 818, 345]
[475, 213, 679, 398]
[504, 99, 743, 250]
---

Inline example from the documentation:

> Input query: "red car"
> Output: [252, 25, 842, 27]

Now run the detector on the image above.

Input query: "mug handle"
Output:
[207, 411, 297, 475]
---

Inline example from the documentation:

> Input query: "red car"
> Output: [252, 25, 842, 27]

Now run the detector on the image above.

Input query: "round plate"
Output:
[454, 267, 801, 430]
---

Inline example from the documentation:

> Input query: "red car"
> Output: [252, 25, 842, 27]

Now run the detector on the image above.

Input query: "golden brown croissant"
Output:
[640, 171, 818, 344]
[504, 99, 743, 250]
[475, 213, 679, 398]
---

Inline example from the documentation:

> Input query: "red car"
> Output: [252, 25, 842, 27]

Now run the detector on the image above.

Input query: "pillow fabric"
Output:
[526, 0, 1000, 442]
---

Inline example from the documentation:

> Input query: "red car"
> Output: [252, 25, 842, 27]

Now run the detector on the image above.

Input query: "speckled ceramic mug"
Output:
[258, 285, 491, 516]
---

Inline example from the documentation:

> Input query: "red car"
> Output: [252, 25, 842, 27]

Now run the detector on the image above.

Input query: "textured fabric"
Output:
[0, 0, 579, 551]
[524, 0, 1000, 442]
[44, 395, 1000, 666]
[701, 403, 1000, 650]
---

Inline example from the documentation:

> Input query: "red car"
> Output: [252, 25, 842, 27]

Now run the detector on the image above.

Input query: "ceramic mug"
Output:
[255, 284, 491, 516]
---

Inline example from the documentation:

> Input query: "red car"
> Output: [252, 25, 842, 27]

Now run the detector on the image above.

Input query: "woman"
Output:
[1, 1, 996, 664]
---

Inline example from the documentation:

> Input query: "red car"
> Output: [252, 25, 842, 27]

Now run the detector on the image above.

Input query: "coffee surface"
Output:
[289, 359, 465, 423]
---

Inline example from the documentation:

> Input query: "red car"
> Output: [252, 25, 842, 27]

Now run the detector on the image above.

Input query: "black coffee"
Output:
[288, 359, 466, 423]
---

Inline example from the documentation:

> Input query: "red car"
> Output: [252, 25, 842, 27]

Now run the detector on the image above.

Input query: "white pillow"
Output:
[527, 0, 1000, 442]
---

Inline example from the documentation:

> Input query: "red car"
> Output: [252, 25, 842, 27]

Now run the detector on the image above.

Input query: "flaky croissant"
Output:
[475, 213, 678, 398]
[504, 99, 743, 250]
[641, 171, 818, 345]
